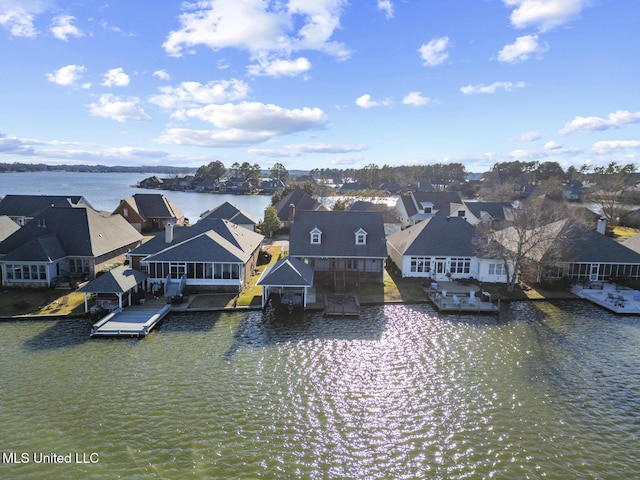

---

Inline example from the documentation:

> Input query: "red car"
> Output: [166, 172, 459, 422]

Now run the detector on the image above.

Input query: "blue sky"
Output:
[0, 0, 638, 173]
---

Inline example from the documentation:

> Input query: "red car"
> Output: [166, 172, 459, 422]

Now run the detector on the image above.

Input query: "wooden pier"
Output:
[90, 303, 171, 337]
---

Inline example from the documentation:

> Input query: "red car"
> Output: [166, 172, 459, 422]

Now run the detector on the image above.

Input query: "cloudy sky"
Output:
[0, 0, 638, 172]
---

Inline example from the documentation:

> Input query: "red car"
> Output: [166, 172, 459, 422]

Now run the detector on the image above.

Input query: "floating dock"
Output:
[572, 283, 640, 314]
[90, 303, 171, 337]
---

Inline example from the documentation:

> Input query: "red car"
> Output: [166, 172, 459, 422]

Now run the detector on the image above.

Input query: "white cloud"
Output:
[377, 0, 394, 19]
[45, 64, 86, 87]
[559, 110, 640, 135]
[0, 0, 48, 37]
[592, 140, 640, 154]
[156, 128, 273, 147]
[163, 0, 350, 61]
[153, 70, 171, 81]
[249, 142, 367, 157]
[87, 94, 150, 122]
[418, 37, 449, 67]
[50, 15, 83, 41]
[402, 91, 431, 106]
[519, 130, 542, 141]
[504, 0, 589, 32]
[355, 94, 392, 109]
[101, 67, 130, 87]
[497, 34, 548, 63]
[149, 79, 250, 109]
[175, 101, 327, 134]
[544, 140, 562, 150]
[247, 57, 312, 77]
[460, 81, 526, 94]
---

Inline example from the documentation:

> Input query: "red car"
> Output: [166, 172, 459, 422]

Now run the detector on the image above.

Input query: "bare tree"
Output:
[476, 196, 574, 292]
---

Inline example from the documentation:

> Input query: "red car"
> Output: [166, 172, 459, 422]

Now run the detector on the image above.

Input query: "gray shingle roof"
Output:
[387, 216, 479, 257]
[464, 201, 513, 221]
[199, 201, 257, 225]
[257, 257, 314, 287]
[119, 194, 185, 220]
[77, 266, 148, 294]
[0, 195, 91, 217]
[289, 210, 387, 259]
[0, 206, 143, 258]
[274, 189, 321, 221]
[132, 218, 264, 263]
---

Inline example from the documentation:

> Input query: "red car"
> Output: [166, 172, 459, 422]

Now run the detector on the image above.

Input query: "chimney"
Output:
[289, 204, 296, 222]
[165, 223, 174, 243]
[597, 217, 607, 235]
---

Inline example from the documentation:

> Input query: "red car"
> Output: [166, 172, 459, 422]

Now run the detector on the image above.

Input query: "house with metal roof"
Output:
[112, 193, 186, 233]
[386, 216, 510, 283]
[289, 210, 387, 290]
[0, 194, 92, 226]
[199, 201, 257, 231]
[0, 205, 143, 288]
[128, 218, 264, 294]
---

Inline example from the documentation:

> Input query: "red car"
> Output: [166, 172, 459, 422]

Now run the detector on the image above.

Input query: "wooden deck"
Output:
[324, 294, 360, 316]
[427, 289, 499, 314]
[90, 302, 171, 337]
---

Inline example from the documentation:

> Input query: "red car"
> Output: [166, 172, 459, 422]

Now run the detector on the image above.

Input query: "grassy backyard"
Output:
[0, 288, 86, 317]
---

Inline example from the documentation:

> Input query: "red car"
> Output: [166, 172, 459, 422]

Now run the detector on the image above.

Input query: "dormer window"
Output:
[355, 228, 367, 245]
[310, 227, 322, 245]
[421, 202, 434, 214]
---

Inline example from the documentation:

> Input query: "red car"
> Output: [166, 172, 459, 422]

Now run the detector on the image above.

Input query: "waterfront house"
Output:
[0, 205, 143, 288]
[128, 218, 264, 294]
[395, 191, 463, 228]
[289, 210, 387, 290]
[260, 179, 285, 195]
[508, 219, 640, 283]
[0, 194, 92, 226]
[199, 201, 257, 231]
[462, 201, 515, 229]
[113, 193, 186, 233]
[386, 216, 510, 283]
[274, 188, 324, 229]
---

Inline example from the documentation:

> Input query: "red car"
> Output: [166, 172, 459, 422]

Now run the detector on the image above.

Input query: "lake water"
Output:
[1, 301, 640, 479]
[2, 172, 640, 478]
[0, 171, 272, 222]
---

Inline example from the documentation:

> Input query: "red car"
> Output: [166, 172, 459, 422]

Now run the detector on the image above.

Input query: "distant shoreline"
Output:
[0, 163, 196, 175]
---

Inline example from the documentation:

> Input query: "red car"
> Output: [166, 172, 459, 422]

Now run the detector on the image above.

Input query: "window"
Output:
[123, 208, 129, 217]
[457, 210, 465, 217]
[310, 227, 322, 245]
[489, 263, 505, 276]
[450, 257, 471, 274]
[355, 228, 367, 245]
[410, 256, 431, 273]
[69, 258, 90, 274]
[5, 263, 46, 281]
[423, 206, 432, 213]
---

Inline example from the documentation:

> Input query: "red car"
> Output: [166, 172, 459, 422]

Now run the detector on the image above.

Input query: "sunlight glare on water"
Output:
[1, 301, 640, 479]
